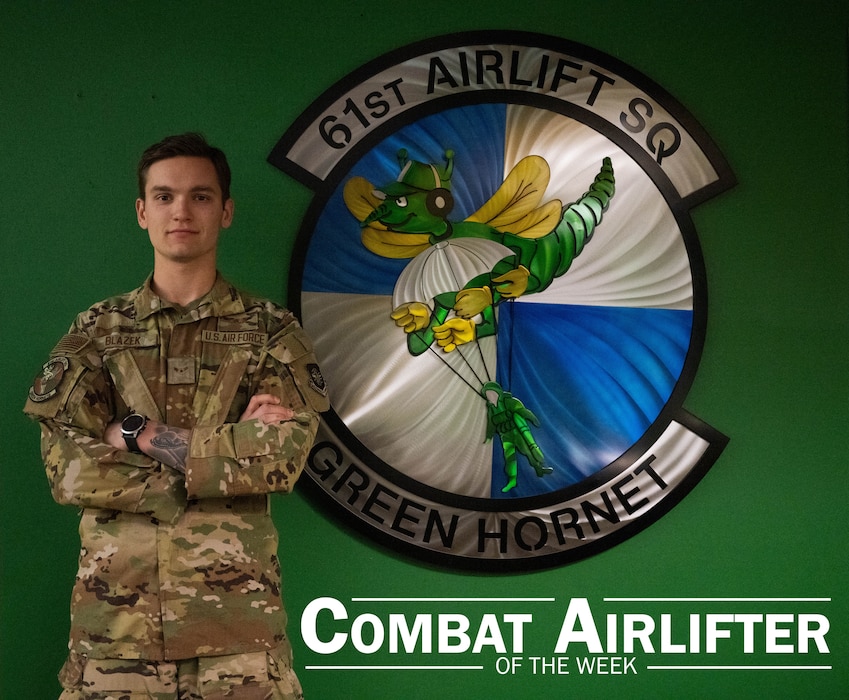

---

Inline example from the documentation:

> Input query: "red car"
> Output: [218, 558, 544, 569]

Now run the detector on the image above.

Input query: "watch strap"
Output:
[124, 432, 142, 454]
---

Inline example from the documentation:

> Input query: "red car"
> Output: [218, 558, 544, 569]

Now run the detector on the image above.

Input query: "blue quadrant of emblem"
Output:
[490, 302, 692, 497]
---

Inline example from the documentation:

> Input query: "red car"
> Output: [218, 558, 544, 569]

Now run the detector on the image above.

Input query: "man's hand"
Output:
[239, 394, 294, 424]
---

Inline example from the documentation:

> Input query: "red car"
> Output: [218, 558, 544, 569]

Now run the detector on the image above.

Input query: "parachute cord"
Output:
[426, 343, 488, 400]
[407, 328, 487, 400]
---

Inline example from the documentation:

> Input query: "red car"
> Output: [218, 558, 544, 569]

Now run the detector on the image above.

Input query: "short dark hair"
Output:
[137, 132, 232, 201]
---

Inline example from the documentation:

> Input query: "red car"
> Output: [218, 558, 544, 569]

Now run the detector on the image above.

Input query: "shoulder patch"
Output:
[29, 356, 70, 402]
[307, 363, 328, 397]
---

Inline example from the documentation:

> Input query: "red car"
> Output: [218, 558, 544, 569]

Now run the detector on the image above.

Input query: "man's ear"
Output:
[221, 198, 234, 229]
[135, 198, 148, 230]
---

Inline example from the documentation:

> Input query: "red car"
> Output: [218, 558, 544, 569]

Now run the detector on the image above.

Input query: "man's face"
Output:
[135, 156, 233, 266]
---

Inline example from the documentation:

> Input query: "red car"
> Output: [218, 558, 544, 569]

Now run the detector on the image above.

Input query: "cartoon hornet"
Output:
[343, 151, 615, 356]
[343, 150, 615, 493]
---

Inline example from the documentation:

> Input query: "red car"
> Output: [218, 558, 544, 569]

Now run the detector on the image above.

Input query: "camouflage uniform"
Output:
[24, 274, 329, 699]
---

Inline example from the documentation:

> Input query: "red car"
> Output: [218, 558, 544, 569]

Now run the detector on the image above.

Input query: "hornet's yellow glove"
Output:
[454, 286, 493, 319]
[492, 265, 529, 298]
[390, 302, 431, 333]
[433, 318, 476, 352]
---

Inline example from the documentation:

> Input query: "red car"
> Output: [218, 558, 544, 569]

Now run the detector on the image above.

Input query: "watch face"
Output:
[122, 414, 145, 433]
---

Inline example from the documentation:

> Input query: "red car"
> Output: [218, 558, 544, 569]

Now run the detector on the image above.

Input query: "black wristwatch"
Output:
[121, 413, 148, 453]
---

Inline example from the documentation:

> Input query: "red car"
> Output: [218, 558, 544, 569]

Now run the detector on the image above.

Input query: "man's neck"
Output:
[151, 258, 218, 307]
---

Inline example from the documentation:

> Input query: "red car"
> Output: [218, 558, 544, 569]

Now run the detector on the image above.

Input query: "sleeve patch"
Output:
[29, 357, 70, 402]
[306, 363, 328, 398]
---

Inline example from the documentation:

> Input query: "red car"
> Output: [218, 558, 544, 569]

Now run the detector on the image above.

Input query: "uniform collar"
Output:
[133, 273, 246, 321]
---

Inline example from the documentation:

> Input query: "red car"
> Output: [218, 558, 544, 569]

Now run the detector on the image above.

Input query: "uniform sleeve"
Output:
[23, 330, 186, 523]
[184, 321, 329, 499]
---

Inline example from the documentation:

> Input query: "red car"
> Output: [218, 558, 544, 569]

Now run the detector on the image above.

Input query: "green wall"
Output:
[2, 2, 847, 698]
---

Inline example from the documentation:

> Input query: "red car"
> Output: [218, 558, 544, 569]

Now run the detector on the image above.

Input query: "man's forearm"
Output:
[141, 422, 189, 473]
[103, 418, 189, 473]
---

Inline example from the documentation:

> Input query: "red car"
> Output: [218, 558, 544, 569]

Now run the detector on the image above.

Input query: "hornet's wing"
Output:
[465, 155, 562, 239]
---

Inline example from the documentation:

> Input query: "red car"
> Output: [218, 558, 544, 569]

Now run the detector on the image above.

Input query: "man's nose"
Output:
[171, 196, 192, 219]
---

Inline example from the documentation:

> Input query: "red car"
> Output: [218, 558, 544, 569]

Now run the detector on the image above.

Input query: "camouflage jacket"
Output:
[24, 274, 329, 661]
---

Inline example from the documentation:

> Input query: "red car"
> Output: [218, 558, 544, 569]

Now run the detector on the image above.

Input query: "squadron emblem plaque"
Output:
[269, 31, 732, 570]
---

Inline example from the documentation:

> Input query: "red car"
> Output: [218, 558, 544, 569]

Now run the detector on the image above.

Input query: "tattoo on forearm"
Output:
[148, 424, 189, 473]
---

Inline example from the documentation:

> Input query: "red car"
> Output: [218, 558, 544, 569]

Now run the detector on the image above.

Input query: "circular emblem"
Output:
[270, 31, 732, 570]
[29, 356, 69, 403]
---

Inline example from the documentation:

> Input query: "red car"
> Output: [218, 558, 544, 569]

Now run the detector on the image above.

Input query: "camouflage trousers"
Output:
[57, 648, 304, 700]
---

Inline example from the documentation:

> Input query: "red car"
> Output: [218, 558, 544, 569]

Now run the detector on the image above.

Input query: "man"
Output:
[24, 133, 329, 699]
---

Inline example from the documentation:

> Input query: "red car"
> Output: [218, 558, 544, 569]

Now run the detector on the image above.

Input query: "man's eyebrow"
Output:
[149, 185, 217, 192]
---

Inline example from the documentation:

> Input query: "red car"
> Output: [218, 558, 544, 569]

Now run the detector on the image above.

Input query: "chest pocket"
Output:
[193, 342, 254, 426]
[99, 333, 163, 421]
